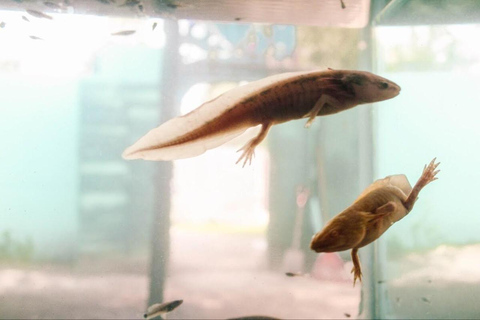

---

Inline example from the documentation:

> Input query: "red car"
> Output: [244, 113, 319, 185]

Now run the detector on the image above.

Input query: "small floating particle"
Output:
[227, 316, 280, 320]
[144, 300, 183, 319]
[111, 30, 136, 36]
[138, 3, 144, 12]
[26, 9, 53, 20]
[340, 0, 346, 9]
[285, 272, 308, 277]
[152, 22, 157, 31]
[29, 35, 44, 40]
[22, 15, 30, 22]
[121, 0, 140, 7]
[344, 313, 351, 318]
[0, 22, 5, 28]
[421, 297, 431, 303]
[43, 1, 63, 9]
[234, 17, 241, 21]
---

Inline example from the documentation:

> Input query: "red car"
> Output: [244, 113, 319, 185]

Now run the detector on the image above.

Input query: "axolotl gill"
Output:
[122, 69, 401, 166]
[310, 159, 440, 286]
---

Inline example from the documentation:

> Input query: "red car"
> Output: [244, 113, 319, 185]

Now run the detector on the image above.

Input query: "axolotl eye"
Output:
[379, 82, 389, 89]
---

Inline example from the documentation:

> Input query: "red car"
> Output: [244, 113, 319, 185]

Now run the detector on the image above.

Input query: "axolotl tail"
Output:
[122, 115, 249, 161]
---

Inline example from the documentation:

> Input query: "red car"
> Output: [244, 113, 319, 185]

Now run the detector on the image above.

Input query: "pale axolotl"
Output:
[122, 69, 400, 166]
[144, 299, 183, 319]
[310, 158, 440, 286]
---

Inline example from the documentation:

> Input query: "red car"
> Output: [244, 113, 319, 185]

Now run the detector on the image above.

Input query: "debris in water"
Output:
[340, 0, 346, 9]
[26, 9, 53, 20]
[111, 30, 136, 36]
[166, 3, 179, 9]
[29, 35, 44, 40]
[121, 0, 140, 7]
[0, 22, 5, 28]
[22, 15, 30, 22]
[152, 22, 157, 30]
[227, 316, 280, 320]
[422, 297, 431, 303]
[43, 1, 63, 9]
[285, 272, 308, 277]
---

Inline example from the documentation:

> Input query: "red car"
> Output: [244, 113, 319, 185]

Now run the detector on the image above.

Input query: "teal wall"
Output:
[375, 72, 480, 318]
[94, 46, 162, 83]
[376, 72, 480, 249]
[0, 45, 163, 261]
[0, 77, 80, 260]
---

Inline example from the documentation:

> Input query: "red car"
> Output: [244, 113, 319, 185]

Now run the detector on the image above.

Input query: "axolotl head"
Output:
[342, 71, 401, 104]
[310, 211, 369, 253]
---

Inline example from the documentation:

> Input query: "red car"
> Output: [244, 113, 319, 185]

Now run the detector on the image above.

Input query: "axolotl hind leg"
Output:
[236, 122, 272, 167]
[351, 248, 362, 286]
[403, 158, 440, 212]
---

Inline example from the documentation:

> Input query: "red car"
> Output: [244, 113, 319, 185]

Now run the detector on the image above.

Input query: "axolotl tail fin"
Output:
[355, 174, 413, 202]
[122, 117, 248, 161]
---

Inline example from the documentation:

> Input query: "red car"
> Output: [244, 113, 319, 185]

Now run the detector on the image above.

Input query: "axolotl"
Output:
[310, 158, 440, 286]
[122, 69, 400, 166]
[144, 299, 183, 319]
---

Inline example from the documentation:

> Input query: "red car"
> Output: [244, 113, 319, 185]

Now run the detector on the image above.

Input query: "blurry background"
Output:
[0, 0, 479, 319]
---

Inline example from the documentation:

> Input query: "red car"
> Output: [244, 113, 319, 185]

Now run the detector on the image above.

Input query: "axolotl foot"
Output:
[419, 158, 440, 187]
[235, 122, 272, 167]
[236, 143, 256, 168]
[351, 265, 363, 286]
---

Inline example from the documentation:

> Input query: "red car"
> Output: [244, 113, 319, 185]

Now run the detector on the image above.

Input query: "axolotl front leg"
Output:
[304, 94, 341, 128]
[235, 94, 340, 167]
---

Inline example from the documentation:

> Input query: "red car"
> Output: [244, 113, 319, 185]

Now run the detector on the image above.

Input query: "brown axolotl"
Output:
[122, 69, 401, 166]
[310, 158, 440, 286]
